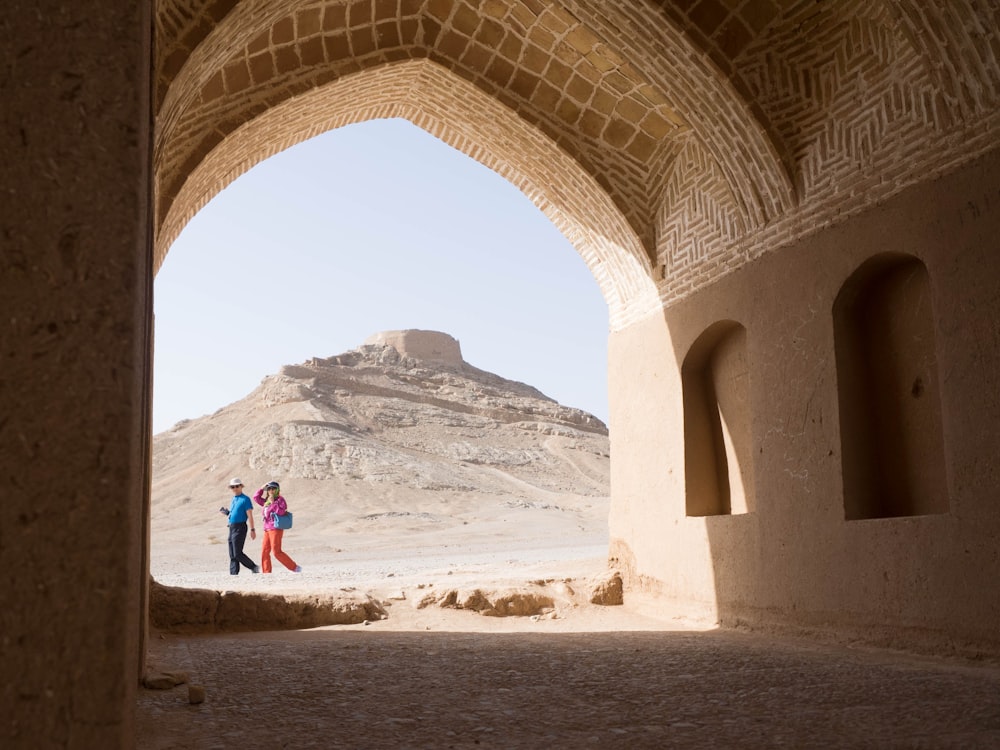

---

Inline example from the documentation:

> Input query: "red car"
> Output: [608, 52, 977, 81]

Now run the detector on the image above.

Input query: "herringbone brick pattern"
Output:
[153, 1, 1000, 326]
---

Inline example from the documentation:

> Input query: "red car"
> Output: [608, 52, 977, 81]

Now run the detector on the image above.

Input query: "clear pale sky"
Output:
[153, 118, 609, 434]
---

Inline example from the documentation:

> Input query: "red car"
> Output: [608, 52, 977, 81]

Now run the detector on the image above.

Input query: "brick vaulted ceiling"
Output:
[153, 0, 1000, 327]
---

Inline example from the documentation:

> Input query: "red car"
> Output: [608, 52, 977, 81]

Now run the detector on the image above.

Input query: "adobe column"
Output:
[0, 2, 152, 748]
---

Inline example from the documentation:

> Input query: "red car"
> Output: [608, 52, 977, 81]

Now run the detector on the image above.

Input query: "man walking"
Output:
[220, 478, 259, 575]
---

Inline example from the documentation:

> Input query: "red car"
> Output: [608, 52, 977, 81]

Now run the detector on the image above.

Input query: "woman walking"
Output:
[253, 481, 302, 574]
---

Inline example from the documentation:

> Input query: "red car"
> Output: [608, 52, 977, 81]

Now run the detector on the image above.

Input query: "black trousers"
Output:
[228, 522, 257, 574]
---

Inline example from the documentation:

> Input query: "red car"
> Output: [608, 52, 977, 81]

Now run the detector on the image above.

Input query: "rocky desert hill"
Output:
[151, 330, 611, 592]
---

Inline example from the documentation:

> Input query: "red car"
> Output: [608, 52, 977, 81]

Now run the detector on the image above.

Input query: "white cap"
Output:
[228, 477, 243, 487]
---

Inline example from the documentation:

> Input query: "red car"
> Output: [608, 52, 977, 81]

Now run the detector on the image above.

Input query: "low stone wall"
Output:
[150, 579, 387, 634]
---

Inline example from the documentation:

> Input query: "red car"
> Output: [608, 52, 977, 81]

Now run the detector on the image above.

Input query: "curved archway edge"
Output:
[158, 59, 661, 330]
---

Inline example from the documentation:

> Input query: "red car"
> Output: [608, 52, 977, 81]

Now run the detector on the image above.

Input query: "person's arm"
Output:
[245, 506, 256, 537]
[273, 497, 287, 515]
[253, 488, 265, 506]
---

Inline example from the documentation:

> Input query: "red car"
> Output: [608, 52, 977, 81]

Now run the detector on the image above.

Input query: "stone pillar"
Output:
[0, 2, 151, 747]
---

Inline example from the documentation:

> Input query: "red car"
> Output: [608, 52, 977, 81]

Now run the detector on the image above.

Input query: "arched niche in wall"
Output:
[683, 320, 755, 517]
[833, 253, 949, 520]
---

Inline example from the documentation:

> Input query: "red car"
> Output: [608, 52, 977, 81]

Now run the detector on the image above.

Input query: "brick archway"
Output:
[153, 0, 805, 327]
[146, 0, 1000, 640]
[156, 58, 661, 329]
[155, 1, 1000, 322]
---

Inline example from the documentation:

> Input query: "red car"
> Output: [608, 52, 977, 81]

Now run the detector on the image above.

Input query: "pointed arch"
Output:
[157, 59, 660, 329]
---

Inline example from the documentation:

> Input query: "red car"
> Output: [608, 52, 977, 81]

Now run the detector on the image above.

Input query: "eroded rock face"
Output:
[155, 334, 608, 480]
[152, 331, 609, 531]
[417, 587, 557, 617]
[588, 571, 624, 606]
[412, 574, 625, 618]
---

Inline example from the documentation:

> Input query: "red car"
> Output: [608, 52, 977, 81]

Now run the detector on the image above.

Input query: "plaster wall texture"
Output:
[609, 148, 1000, 653]
[0, 2, 151, 747]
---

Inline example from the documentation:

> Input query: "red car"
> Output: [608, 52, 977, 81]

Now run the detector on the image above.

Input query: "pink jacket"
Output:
[253, 489, 289, 531]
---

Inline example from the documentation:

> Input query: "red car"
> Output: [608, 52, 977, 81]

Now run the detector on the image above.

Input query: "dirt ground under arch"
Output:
[139, 579, 1000, 749]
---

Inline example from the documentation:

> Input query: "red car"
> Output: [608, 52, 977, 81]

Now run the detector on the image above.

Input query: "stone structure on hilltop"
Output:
[6, 4, 1000, 745]
[363, 329, 464, 369]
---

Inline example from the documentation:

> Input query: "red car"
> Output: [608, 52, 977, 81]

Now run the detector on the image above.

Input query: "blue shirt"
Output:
[228, 493, 253, 525]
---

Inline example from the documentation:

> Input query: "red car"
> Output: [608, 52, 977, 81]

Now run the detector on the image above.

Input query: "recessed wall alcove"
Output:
[682, 320, 754, 517]
[833, 253, 949, 520]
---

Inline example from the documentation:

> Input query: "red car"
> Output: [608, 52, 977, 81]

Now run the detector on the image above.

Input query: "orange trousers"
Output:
[261, 529, 298, 573]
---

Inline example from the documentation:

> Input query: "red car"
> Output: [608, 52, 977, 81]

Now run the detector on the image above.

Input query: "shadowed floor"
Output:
[138, 624, 1000, 749]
